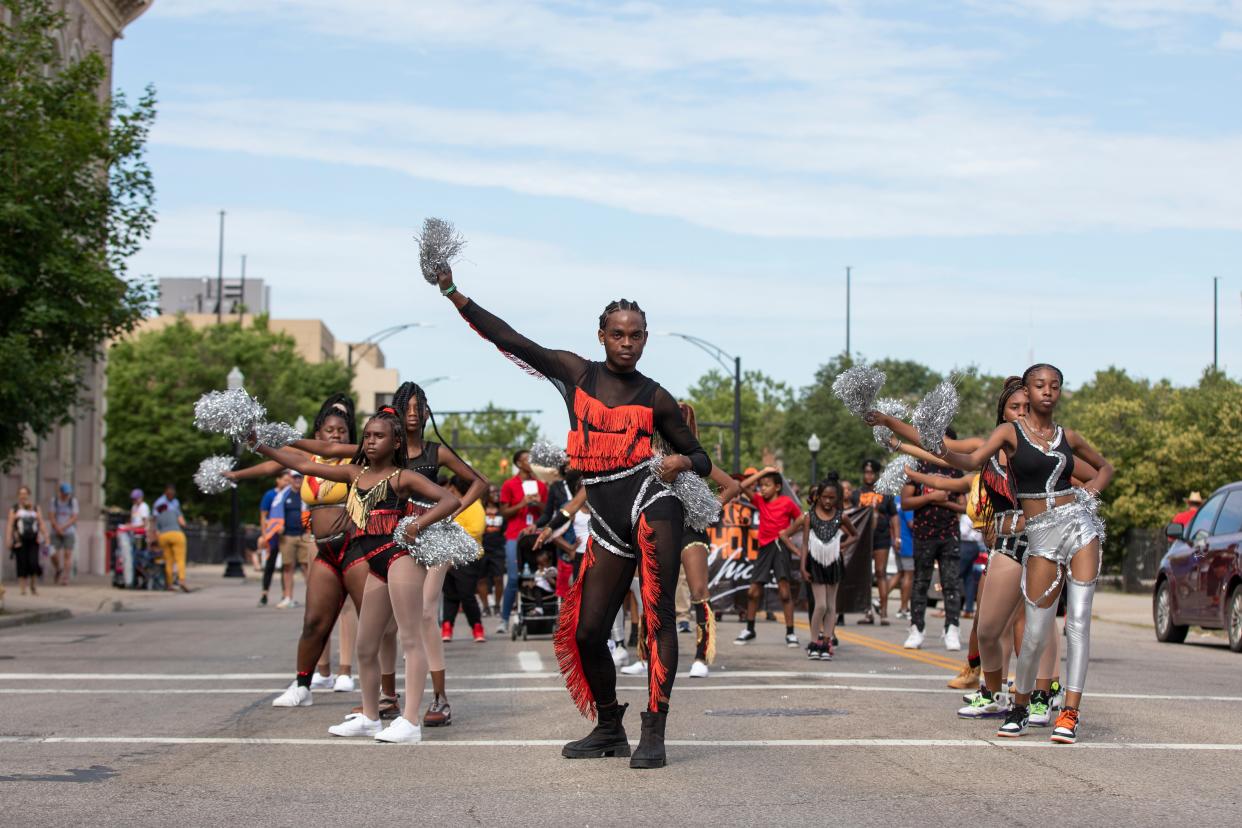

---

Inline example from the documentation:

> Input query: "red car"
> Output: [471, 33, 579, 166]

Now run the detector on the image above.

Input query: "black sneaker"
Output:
[258, 593, 268, 607]
[806, 641, 820, 660]
[996, 704, 1029, 738]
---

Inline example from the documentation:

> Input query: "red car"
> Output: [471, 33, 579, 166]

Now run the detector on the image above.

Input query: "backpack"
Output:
[16, 509, 38, 542]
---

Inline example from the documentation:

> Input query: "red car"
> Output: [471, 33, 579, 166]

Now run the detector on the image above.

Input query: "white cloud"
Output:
[980, 0, 1242, 29]
[1219, 29, 1242, 46]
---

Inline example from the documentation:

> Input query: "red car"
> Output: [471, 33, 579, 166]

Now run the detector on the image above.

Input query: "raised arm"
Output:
[866, 411, 985, 455]
[906, 467, 974, 494]
[226, 458, 293, 482]
[436, 266, 588, 385]
[292, 438, 355, 460]
[652, 387, 711, 481]
[253, 444, 356, 484]
[439, 449, 489, 513]
[1065, 429, 1114, 494]
[938, 423, 1016, 472]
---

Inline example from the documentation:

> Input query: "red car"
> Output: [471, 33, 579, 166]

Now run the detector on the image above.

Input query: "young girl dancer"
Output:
[436, 265, 712, 769]
[256, 407, 461, 743]
[784, 474, 857, 660]
[930, 365, 1113, 744]
[296, 382, 487, 727]
[226, 395, 376, 706]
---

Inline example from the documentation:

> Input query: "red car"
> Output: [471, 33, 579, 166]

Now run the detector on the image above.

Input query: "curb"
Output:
[0, 608, 73, 630]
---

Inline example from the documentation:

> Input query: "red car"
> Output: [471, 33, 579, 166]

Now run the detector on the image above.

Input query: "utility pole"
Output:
[215, 210, 226, 322]
[1213, 277, 1220, 371]
[845, 266, 852, 358]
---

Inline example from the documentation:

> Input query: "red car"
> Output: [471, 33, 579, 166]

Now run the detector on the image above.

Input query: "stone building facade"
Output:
[0, 1, 152, 580]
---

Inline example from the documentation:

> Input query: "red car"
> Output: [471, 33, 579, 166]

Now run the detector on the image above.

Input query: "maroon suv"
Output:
[1155, 481, 1242, 652]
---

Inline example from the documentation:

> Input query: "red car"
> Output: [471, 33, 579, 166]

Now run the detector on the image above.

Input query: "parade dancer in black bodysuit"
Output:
[436, 266, 711, 769]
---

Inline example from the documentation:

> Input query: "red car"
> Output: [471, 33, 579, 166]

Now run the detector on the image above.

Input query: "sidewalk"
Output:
[1092, 588, 1154, 628]
[0, 564, 229, 630]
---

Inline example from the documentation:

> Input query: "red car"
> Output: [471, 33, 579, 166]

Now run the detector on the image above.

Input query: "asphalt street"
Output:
[1, 570, 1239, 827]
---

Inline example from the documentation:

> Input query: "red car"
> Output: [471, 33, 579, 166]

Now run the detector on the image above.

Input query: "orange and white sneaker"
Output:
[1050, 707, 1080, 744]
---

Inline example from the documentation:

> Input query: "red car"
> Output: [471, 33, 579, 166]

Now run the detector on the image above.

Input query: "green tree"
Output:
[105, 317, 352, 523]
[682, 369, 794, 472]
[436, 405, 541, 482]
[0, 0, 156, 466]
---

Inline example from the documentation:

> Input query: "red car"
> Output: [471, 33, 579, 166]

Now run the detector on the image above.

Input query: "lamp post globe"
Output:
[807, 433, 821, 487]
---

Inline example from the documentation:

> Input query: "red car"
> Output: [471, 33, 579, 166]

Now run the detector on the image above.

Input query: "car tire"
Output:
[1154, 579, 1189, 644]
[1227, 586, 1242, 654]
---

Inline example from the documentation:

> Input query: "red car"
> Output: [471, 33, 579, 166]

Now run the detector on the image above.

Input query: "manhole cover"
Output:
[705, 708, 848, 718]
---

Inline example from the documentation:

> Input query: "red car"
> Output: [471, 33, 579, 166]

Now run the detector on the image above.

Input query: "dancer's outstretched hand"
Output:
[436, 265, 454, 291]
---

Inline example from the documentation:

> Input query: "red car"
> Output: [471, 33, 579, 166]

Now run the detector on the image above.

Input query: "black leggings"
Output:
[261, 539, 279, 592]
[443, 562, 482, 627]
[556, 475, 683, 717]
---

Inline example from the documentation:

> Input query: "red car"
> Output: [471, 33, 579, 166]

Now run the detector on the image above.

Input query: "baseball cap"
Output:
[59, 483, 73, 494]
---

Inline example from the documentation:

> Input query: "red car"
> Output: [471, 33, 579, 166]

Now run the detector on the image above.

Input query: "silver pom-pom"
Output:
[912, 379, 959, 454]
[193, 455, 236, 495]
[530, 439, 569, 470]
[875, 455, 912, 497]
[254, 421, 302, 450]
[871, 397, 909, 447]
[394, 516, 480, 567]
[650, 453, 722, 532]
[193, 388, 266, 442]
[415, 217, 466, 283]
[832, 365, 886, 417]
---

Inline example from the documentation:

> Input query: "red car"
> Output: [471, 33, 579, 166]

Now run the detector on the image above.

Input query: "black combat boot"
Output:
[562, 702, 631, 759]
[629, 711, 667, 769]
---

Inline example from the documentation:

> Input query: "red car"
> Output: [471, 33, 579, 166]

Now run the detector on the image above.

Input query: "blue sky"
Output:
[115, 1, 1242, 438]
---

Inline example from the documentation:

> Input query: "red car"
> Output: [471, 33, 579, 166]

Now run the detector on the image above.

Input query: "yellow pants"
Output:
[160, 531, 188, 584]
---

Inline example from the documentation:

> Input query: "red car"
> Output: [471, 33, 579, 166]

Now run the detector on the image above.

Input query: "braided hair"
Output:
[313, 393, 357, 443]
[391, 380, 472, 473]
[351, 407, 407, 469]
[1021, 363, 1064, 386]
[598, 299, 647, 331]
[817, 471, 843, 504]
[995, 376, 1025, 425]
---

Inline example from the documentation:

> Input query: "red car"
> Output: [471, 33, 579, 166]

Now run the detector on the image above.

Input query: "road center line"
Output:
[2, 735, 1241, 752]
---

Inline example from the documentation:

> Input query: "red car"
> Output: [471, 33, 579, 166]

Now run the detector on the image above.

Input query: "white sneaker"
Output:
[609, 642, 630, 668]
[903, 626, 925, 649]
[689, 660, 709, 678]
[275, 597, 294, 609]
[496, 620, 508, 636]
[957, 691, 1010, 719]
[620, 660, 648, 676]
[333, 674, 356, 693]
[272, 685, 312, 708]
[375, 715, 422, 744]
[734, 629, 756, 645]
[785, 633, 799, 648]
[310, 672, 335, 690]
[943, 625, 961, 652]
[328, 712, 381, 738]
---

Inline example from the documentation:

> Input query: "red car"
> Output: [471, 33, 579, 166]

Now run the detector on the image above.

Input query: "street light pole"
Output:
[224, 366, 245, 578]
[347, 323, 430, 370]
[215, 210, 226, 323]
[662, 332, 743, 474]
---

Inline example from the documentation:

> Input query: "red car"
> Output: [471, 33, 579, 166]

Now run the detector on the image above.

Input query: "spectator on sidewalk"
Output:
[49, 483, 78, 585]
[7, 485, 47, 596]
[442, 474, 488, 643]
[116, 489, 150, 589]
[276, 471, 313, 609]
[257, 472, 291, 607]
[152, 483, 190, 592]
[497, 450, 547, 635]
[901, 446, 965, 652]
[1169, 492, 1204, 539]
[476, 485, 506, 617]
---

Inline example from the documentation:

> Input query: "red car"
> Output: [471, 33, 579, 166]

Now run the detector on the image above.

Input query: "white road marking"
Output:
[2, 735, 1241, 752]
[1, 685, 1240, 701]
[516, 651, 544, 673]
[0, 671, 978, 682]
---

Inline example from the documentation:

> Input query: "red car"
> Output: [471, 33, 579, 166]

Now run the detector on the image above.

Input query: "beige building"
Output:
[1, 1, 153, 581]
[132, 314, 399, 418]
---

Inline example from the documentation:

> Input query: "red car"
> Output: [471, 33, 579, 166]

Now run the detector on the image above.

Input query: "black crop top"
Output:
[459, 299, 711, 477]
[407, 441, 441, 482]
[1010, 421, 1074, 506]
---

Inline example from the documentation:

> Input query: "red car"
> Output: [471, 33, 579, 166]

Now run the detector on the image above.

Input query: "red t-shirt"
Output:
[1172, 507, 1198, 527]
[500, 475, 548, 541]
[754, 494, 802, 546]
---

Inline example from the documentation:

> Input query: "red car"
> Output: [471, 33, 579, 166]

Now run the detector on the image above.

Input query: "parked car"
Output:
[1155, 481, 1242, 652]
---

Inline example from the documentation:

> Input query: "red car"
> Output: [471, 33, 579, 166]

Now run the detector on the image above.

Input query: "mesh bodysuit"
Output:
[460, 299, 711, 717]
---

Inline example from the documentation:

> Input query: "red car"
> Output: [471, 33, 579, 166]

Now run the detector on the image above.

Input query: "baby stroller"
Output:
[510, 534, 561, 641]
